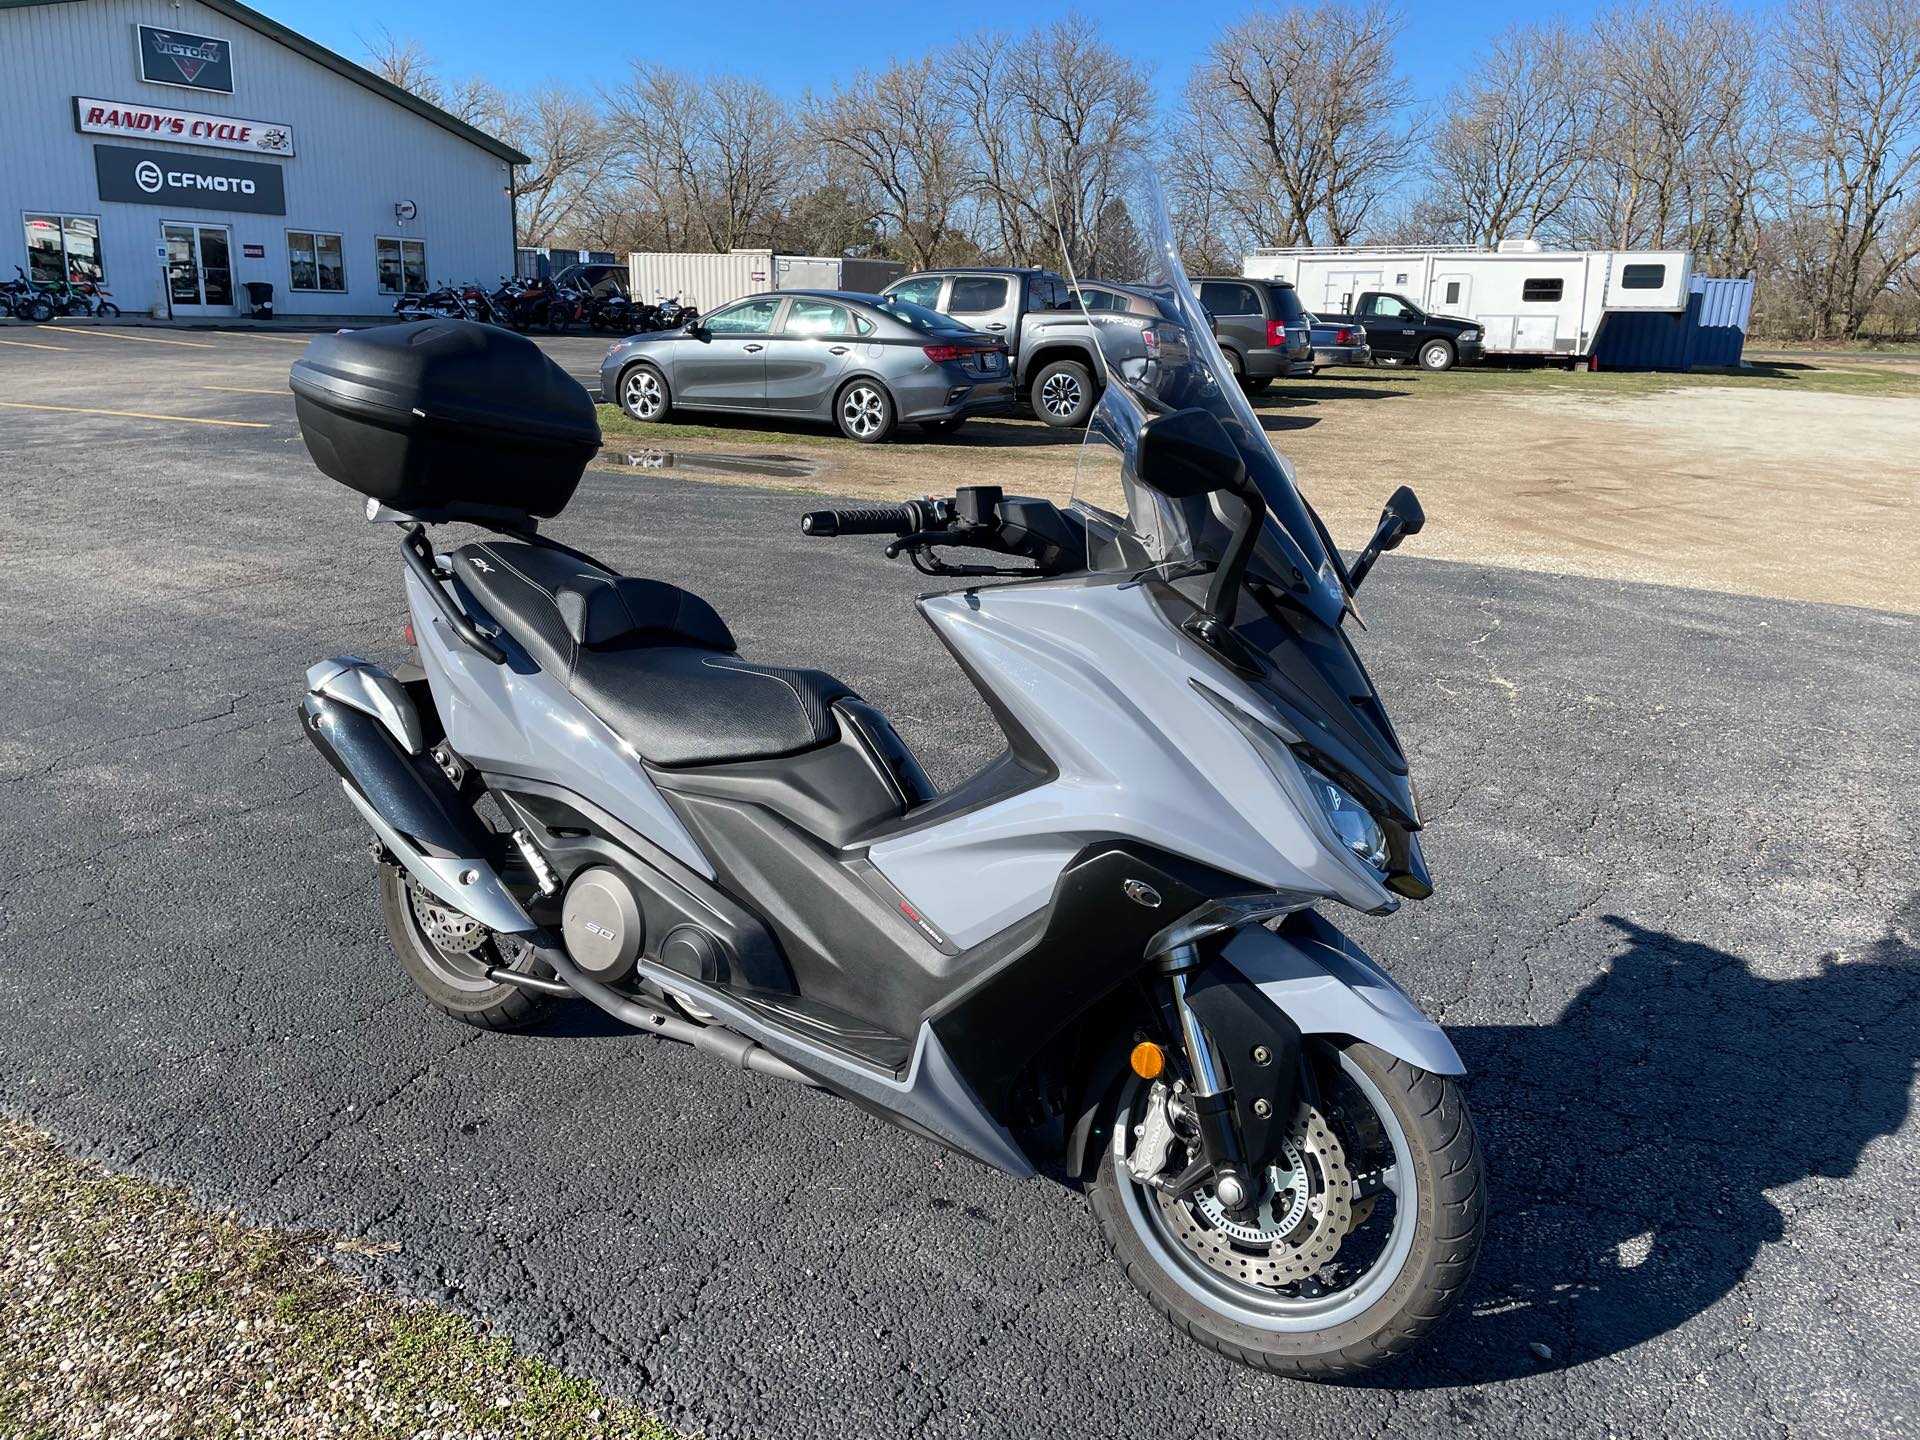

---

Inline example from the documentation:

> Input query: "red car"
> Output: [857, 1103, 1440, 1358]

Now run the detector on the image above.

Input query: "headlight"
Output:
[1460, 329, 1480, 342]
[1194, 682, 1392, 877]
[1299, 763, 1389, 872]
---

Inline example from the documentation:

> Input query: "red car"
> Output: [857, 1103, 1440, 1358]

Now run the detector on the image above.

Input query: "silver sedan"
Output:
[599, 290, 1015, 443]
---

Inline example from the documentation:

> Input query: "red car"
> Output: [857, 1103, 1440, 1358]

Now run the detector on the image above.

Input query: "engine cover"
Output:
[561, 866, 643, 981]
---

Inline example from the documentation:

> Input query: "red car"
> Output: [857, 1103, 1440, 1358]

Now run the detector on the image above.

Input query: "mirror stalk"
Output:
[1346, 485, 1426, 592]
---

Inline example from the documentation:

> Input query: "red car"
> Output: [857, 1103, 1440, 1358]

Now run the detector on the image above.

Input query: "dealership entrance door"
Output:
[163, 223, 234, 315]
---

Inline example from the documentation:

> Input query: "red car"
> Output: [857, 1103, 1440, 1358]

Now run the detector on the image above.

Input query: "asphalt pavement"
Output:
[0, 328, 1915, 1439]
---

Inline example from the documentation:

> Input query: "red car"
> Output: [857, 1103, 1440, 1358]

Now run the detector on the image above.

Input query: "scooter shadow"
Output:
[1384, 905, 1918, 1386]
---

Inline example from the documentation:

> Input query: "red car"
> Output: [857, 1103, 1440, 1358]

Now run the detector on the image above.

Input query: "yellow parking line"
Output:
[0, 400, 269, 428]
[45, 325, 215, 349]
[0, 337, 70, 351]
[209, 330, 313, 344]
[201, 385, 288, 395]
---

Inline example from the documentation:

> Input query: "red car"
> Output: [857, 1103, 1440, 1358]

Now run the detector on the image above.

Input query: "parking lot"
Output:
[1, 320, 1916, 1438]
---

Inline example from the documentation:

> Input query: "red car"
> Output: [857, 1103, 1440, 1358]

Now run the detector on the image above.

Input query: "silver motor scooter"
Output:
[291, 171, 1483, 1376]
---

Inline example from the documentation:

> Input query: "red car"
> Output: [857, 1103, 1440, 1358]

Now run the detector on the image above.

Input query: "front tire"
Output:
[378, 863, 559, 1031]
[618, 363, 671, 423]
[1090, 1039, 1485, 1378]
[836, 379, 896, 442]
[1419, 340, 1456, 371]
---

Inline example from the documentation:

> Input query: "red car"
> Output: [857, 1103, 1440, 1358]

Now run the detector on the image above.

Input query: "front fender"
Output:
[1219, 911, 1463, 1076]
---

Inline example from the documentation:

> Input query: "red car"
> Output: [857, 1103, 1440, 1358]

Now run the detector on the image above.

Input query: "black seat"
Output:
[449, 539, 853, 767]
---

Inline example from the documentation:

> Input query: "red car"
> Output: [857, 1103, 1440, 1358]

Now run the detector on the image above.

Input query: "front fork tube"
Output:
[1161, 947, 1256, 1218]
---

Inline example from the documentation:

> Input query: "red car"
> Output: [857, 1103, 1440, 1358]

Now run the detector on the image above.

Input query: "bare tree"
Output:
[602, 65, 795, 253]
[1176, 2, 1418, 254]
[487, 85, 617, 250]
[950, 18, 1155, 269]
[1421, 24, 1595, 246]
[804, 58, 973, 268]
[1776, 0, 1920, 336]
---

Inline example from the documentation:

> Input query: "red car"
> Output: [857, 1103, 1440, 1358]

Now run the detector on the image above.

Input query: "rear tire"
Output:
[1031, 359, 1096, 428]
[378, 862, 559, 1031]
[1090, 1039, 1485, 1379]
[836, 378, 896, 442]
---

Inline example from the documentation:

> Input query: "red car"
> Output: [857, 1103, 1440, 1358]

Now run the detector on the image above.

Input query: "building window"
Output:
[1620, 263, 1667, 290]
[376, 237, 426, 295]
[24, 214, 105, 284]
[287, 231, 346, 292]
[1522, 277, 1564, 302]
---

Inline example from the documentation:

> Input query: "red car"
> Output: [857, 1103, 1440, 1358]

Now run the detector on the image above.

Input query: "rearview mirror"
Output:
[1348, 485, 1426, 589]
[1138, 407, 1248, 500]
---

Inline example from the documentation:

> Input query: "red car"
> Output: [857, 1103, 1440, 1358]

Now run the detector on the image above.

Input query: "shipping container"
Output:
[516, 246, 616, 280]
[1591, 276, 1754, 371]
[627, 249, 907, 311]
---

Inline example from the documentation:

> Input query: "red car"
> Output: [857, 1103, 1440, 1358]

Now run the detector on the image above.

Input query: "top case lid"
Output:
[289, 319, 601, 447]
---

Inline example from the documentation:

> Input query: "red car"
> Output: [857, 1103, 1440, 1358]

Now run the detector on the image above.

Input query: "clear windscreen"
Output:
[1059, 166, 1349, 626]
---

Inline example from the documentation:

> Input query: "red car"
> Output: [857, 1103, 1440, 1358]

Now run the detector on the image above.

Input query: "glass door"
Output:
[162, 223, 236, 314]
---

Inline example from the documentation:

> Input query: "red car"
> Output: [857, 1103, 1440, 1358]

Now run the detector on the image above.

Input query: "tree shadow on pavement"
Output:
[1392, 905, 1918, 1386]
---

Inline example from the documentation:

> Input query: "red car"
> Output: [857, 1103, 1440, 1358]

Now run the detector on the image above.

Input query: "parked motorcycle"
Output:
[651, 291, 698, 330]
[490, 275, 557, 332]
[3, 268, 55, 323]
[286, 165, 1482, 1377]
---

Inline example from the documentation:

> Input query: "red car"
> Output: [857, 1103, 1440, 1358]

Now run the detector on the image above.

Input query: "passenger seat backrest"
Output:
[555, 574, 735, 653]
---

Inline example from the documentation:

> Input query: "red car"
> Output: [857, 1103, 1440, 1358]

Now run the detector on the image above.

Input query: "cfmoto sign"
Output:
[93, 142, 285, 215]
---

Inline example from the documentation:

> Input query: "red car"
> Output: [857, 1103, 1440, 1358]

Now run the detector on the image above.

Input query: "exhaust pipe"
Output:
[300, 687, 533, 936]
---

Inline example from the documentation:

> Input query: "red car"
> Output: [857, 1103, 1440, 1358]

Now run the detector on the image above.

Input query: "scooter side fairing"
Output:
[403, 565, 714, 878]
[868, 579, 1397, 950]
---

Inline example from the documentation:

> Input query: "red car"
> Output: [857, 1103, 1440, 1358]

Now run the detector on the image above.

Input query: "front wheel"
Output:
[1419, 340, 1456, 371]
[1090, 1039, 1485, 1378]
[25, 298, 53, 323]
[619, 363, 670, 423]
[95, 303, 120, 320]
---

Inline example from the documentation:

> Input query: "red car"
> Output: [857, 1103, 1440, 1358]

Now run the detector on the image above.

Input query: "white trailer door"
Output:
[1430, 272, 1471, 314]
[1323, 270, 1381, 314]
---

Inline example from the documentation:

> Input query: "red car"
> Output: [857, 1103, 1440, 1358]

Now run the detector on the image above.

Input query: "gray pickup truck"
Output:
[882, 267, 1111, 428]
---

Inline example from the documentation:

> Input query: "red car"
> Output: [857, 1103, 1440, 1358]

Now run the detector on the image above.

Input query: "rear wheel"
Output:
[378, 862, 559, 1031]
[1090, 1039, 1485, 1378]
[836, 379, 896, 442]
[1031, 359, 1096, 428]
[25, 298, 53, 323]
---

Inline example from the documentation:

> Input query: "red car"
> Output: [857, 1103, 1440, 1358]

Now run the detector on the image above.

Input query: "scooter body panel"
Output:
[868, 579, 1395, 949]
[404, 567, 714, 877]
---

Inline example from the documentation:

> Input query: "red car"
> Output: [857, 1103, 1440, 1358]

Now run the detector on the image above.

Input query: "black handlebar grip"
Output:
[801, 505, 917, 537]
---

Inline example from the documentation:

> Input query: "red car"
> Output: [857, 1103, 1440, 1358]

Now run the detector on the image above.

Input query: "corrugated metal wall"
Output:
[1593, 277, 1754, 371]
[628, 251, 770, 310]
[1, 0, 516, 316]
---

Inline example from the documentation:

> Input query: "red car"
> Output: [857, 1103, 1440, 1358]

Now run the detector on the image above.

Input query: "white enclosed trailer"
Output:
[626, 249, 906, 311]
[1243, 241, 1693, 361]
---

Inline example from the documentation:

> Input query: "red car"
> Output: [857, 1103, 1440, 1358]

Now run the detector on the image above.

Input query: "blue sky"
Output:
[272, 0, 1765, 107]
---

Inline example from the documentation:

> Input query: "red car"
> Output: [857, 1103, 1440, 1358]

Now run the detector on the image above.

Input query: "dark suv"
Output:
[1194, 277, 1313, 391]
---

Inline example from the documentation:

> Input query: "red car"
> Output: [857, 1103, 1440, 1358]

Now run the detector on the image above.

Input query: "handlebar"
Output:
[800, 503, 934, 537]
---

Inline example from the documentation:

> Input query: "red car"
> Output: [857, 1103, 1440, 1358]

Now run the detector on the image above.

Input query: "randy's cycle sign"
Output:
[94, 143, 286, 216]
[136, 24, 235, 94]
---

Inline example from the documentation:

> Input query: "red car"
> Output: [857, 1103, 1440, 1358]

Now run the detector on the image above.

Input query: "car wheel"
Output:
[920, 417, 966, 436]
[1032, 359, 1096, 428]
[1419, 340, 1455, 372]
[619, 363, 670, 423]
[836, 379, 896, 443]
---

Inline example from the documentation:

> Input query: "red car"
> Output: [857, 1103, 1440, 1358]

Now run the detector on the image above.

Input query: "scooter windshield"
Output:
[1061, 166, 1349, 627]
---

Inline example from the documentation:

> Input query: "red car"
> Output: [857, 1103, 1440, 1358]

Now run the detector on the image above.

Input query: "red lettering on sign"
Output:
[85, 105, 105, 124]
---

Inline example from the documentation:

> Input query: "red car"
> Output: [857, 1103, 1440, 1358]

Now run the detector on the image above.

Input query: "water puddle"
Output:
[609, 448, 817, 481]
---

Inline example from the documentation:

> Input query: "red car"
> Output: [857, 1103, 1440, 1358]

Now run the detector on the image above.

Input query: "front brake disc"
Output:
[1157, 1103, 1354, 1287]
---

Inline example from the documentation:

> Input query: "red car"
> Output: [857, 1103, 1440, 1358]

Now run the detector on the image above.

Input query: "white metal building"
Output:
[1244, 241, 1694, 361]
[0, 0, 527, 319]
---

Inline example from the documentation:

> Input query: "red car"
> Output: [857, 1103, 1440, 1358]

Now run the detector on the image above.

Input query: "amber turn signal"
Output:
[1129, 1041, 1166, 1080]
